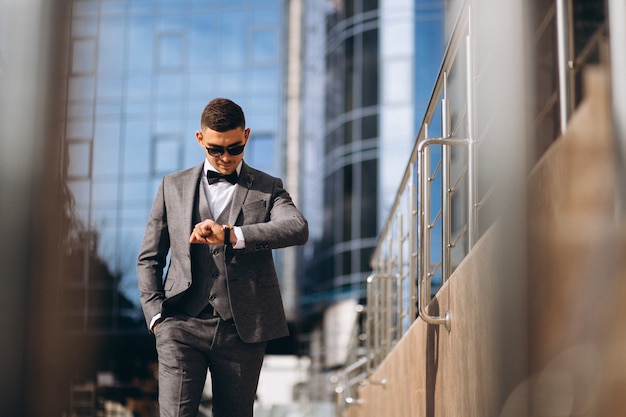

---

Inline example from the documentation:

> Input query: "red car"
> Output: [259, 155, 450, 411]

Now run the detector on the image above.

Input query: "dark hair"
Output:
[200, 98, 246, 132]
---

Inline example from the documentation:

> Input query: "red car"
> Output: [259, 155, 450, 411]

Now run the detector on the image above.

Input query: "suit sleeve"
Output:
[137, 179, 170, 328]
[239, 178, 308, 252]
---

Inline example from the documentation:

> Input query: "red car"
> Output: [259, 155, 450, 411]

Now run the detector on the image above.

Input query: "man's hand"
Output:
[189, 219, 225, 245]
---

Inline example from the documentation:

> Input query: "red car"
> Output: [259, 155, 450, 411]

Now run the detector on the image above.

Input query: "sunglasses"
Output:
[205, 144, 246, 157]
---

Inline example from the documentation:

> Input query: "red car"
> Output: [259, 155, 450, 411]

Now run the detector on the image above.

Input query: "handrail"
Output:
[339, 356, 368, 405]
[417, 137, 470, 331]
[339, 2, 475, 407]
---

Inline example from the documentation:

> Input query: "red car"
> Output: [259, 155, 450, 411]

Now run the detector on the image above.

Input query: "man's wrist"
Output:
[223, 225, 234, 245]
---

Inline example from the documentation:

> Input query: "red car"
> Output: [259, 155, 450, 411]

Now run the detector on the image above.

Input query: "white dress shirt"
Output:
[202, 159, 245, 249]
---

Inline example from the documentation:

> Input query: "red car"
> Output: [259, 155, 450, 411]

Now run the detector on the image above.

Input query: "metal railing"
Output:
[337, 0, 614, 408]
[534, 0, 608, 144]
[337, 2, 476, 404]
[371, 0, 474, 356]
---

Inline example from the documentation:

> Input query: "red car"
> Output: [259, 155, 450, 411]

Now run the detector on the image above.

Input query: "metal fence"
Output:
[337, 0, 610, 409]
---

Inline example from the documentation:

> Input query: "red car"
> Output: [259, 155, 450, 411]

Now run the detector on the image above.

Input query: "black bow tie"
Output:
[207, 170, 238, 185]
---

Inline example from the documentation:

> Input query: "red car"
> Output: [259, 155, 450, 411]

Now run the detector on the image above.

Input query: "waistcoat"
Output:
[176, 180, 233, 320]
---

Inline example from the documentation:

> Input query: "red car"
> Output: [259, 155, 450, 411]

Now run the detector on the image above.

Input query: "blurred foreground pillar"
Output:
[0, 0, 70, 415]
[523, 66, 626, 416]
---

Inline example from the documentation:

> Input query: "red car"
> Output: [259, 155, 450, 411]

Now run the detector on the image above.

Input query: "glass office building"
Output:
[58, 0, 445, 408]
[300, 0, 444, 318]
[298, 4, 444, 400]
[300, 0, 380, 315]
[62, 0, 288, 334]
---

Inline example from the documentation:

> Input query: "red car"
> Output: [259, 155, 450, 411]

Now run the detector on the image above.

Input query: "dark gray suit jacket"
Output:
[137, 161, 308, 343]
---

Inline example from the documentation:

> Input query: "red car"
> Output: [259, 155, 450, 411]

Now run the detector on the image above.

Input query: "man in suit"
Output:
[137, 98, 308, 417]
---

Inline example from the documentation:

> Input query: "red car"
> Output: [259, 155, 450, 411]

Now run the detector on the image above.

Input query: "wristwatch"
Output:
[223, 225, 233, 246]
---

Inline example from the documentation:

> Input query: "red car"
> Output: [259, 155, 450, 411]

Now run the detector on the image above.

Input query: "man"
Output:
[137, 98, 308, 417]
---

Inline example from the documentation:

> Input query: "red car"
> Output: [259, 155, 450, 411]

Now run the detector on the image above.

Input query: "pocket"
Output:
[242, 199, 267, 212]
[241, 199, 267, 222]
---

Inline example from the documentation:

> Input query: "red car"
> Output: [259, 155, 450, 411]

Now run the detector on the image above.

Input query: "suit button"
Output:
[213, 249, 220, 255]
[209, 295, 216, 301]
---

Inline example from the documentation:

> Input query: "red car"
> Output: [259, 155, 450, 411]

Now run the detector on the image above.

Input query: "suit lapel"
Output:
[228, 162, 254, 225]
[182, 163, 205, 233]
[199, 181, 213, 220]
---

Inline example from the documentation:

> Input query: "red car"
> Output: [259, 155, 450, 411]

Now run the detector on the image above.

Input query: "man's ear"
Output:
[195, 131, 204, 147]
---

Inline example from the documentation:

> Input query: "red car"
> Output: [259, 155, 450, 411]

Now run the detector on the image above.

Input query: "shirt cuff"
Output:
[149, 313, 162, 333]
[232, 226, 245, 249]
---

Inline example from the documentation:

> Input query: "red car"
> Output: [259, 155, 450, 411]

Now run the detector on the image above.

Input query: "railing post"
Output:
[385, 237, 393, 356]
[409, 162, 418, 322]
[442, 72, 452, 281]
[556, 0, 573, 134]
[423, 144, 432, 300]
[466, 14, 478, 248]
[609, 0, 626, 213]
[396, 212, 404, 335]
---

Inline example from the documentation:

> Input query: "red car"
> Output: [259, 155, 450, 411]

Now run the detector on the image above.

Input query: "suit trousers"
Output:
[155, 312, 267, 417]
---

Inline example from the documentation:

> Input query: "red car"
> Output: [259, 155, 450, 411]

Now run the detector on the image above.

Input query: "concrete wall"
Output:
[347, 66, 626, 417]
[353, 224, 518, 417]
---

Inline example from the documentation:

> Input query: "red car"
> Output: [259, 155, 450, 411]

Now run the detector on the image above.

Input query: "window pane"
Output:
[72, 16, 98, 37]
[250, 68, 278, 94]
[361, 115, 377, 140]
[154, 136, 181, 174]
[343, 164, 352, 242]
[253, 7, 280, 25]
[68, 141, 92, 178]
[360, 159, 378, 238]
[66, 118, 94, 140]
[362, 28, 378, 107]
[123, 121, 151, 175]
[92, 121, 121, 176]
[216, 70, 245, 97]
[156, 73, 184, 97]
[220, 11, 246, 68]
[128, 17, 154, 72]
[97, 18, 126, 73]
[92, 182, 119, 210]
[246, 134, 276, 175]
[67, 180, 91, 210]
[72, 38, 96, 74]
[157, 33, 185, 70]
[97, 76, 124, 100]
[69, 76, 96, 101]
[189, 13, 217, 68]
[251, 28, 278, 65]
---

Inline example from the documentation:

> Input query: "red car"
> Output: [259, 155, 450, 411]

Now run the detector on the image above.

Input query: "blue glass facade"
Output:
[63, 0, 286, 333]
[414, 1, 445, 124]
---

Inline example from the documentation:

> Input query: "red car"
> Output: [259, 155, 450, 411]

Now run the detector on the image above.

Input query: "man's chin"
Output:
[218, 166, 235, 174]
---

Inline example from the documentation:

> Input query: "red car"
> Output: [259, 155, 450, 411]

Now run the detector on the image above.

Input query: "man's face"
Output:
[195, 126, 250, 175]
